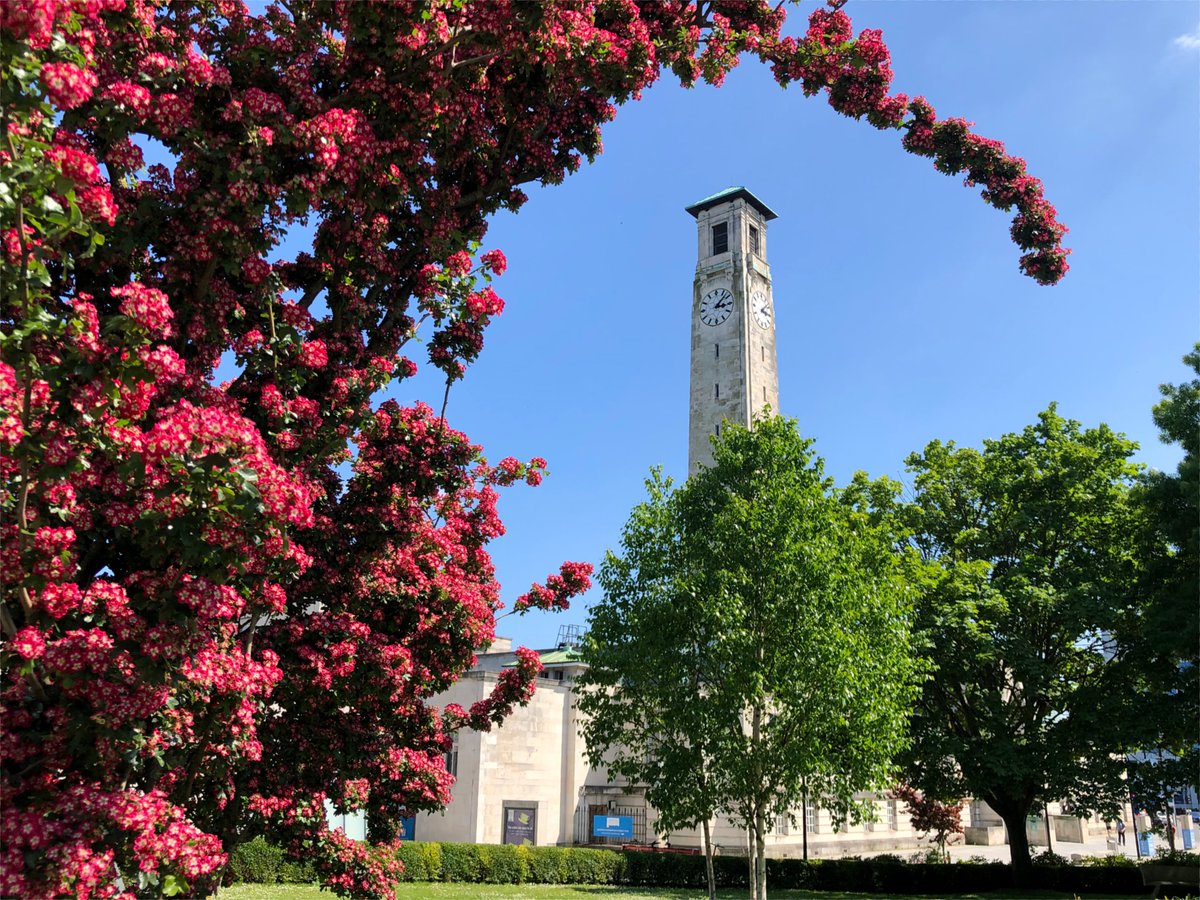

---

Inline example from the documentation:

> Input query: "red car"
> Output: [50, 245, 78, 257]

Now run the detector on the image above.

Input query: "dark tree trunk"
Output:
[992, 799, 1035, 887]
[754, 805, 767, 900]
[702, 817, 717, 900]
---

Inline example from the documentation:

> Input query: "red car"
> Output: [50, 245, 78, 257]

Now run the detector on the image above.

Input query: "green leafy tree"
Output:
[899, 406, 1141, 884]
[1123, 345, 1200, 845]
[576, 469, 733, 900]
[579, 417, 919, 900]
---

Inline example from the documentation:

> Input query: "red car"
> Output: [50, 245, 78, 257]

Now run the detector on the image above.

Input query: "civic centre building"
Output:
[413, 189, 1121, 856]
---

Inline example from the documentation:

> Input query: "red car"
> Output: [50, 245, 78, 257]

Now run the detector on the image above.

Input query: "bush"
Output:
[277, 858, 317, 884]
[227, 837, 284, 883]
[1030, 863, 1148, 896]
[527, 846, 568, 884]
[418, 841, 443, 881]
[764, 857, 814, 890]
[1078, 853, 1136, 868]
[564, 847, 624, 884]
[1152, 849, 1200, 867]
[1031, 849, 1070, 866]
[480, 843, 527, 883]
[221, 838, 1157, 894]
[393, 841, 429, 881]
[622, 850, 702, 886]
[439, 842, 484, 882]
[712, 853, 751, 888]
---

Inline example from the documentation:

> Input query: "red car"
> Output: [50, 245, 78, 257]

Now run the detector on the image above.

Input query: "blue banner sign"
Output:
[397, 816, 416, 841]
[592, 815, 634, 839]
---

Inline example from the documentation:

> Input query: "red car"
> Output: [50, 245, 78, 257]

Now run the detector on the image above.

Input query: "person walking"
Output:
[1116, 817, 1127, 846]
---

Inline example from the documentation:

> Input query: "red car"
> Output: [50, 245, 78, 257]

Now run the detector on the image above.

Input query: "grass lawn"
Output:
[212, 884, 1154, 900]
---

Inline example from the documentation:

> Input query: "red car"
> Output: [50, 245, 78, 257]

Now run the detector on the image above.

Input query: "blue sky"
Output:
[393, 2, 1199, 652]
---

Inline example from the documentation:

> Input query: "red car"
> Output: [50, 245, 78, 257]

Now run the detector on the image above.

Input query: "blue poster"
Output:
[592, 815, 634, 839]
[397, 816, 416, 841]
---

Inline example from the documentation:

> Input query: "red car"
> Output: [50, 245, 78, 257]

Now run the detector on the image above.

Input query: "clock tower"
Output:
[685, 187, 780, 475]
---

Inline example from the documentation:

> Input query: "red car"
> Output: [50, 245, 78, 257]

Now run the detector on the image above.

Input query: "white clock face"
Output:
[751, 289, 772, 329]
[699, 288, 733, 327]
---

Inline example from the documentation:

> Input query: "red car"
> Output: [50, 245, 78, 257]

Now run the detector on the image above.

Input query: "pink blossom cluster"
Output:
[515, 561, 594, 612]
[40, 61, 98, 108]
[112, 282, 174, 337]
[762, 5, 1069, 284]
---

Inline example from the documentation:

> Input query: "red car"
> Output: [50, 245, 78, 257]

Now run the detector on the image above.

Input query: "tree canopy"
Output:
[1121, 345, 1199, 836]
[898, 406, 1143, 883]
[579, 417, 919, 900]
[2, 1, 1068, 896]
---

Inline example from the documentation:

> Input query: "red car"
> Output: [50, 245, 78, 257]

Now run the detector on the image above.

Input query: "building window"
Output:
[887, 799, 898, 830]
[445, 743, 459, 779]
[775, 813, 790, 836]
[805, 803, 818, 834]
[715, 423, 721, 436]
[749, 225, 759, 256]
[715, 343, 719, 359]
[711, 222, 728, 255]
[714, 383, 720, 400]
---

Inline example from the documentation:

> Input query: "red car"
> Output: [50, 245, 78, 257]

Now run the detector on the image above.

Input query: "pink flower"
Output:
[11, 626, 46, 659]
[78, 184, 117, 226]
[39, 582, 83, 619]
[40, 62, 98, 109]
[113, 283, 173, 337]
[480, 249, 507, 275]
[445, 251, 472, 277]
[103, 81, 153, 117]
[242, 257, 272, 284]
[297, 340, 327, 369]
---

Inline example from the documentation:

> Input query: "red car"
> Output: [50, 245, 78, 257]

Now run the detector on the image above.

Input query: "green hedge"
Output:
[227, 837, 1151, 895]
[227, 837, 317, 884]
[388, 841, 622, 886]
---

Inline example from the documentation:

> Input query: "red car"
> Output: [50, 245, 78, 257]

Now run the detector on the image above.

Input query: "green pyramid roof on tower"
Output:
[685, 186, 778, 221]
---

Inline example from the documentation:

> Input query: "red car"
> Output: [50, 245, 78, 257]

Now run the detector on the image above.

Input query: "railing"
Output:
[573, 802, 647, 846]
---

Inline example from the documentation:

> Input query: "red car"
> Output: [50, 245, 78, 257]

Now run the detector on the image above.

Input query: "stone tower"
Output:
[685, 187, 780, 475]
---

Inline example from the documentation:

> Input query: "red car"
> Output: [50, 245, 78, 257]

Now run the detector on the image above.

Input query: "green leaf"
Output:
[161, 874, 186, 896]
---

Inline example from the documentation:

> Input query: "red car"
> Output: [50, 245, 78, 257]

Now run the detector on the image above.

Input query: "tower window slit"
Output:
[715, 343, 719, 359]
[749, 225, 760, 256]
[711, 222, 728, 255]
[714, 383, 720, 400]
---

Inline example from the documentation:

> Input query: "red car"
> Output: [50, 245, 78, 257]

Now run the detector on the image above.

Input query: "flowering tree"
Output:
[890, 785, 965, 863]
[1, 1, 1068, 897]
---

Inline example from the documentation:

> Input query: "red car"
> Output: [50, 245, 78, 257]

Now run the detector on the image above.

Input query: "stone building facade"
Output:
[415, 638, 936, 856]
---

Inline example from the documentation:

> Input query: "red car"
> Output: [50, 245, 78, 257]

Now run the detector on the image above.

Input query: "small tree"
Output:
[577, 469, 732, 900]
[891, 785, 964, 862]
[580, 417, 920, 900]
